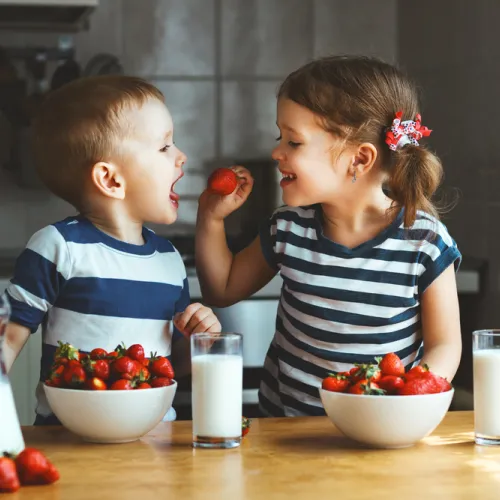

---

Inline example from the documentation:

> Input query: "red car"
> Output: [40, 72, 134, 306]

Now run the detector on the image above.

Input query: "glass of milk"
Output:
[0, 293, 25, 455]
[191, 333, 243, 449]
[473, 330, 500, 445]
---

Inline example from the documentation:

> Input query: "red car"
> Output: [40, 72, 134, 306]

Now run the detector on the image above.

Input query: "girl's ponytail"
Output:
[388, 145, 443, 228]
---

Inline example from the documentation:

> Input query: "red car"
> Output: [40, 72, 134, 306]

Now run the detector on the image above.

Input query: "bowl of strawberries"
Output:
[43, 342, 177, 444]
[319, 353, 454, 449]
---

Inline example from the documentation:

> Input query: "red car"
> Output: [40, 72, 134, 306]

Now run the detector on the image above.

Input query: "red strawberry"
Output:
[378, 375, 405, 394]
[322, 373, 350, 393]
[207, 168, 238, 195]
[150, 354, 175, 379]
[0, 457, 20, 492]
[62, 362, 86, 388]
[127, 344, 145, 362]
[378, 353, 405, 377]
[92, 359, 110, 381]
[15, 448, 49, 485]
[242, 416, 251, 437]
[137, 382, 152, 389]
[110, 379, 134, 390]
[112, 356, 136, 380]
[46, 363, 65, 387]
[349, 363, 381, 382]
[405, 364, 429, 380]
[348, 379, 385, 395]
[40, 462, 60, 484]
[150, 377, 172, 388]
[54, 341, 80, 362]
[83, 358, 110, 381]
[90, 348, 108, 360]
[398, 375, 441, 395]
[85, 377, 107, 390]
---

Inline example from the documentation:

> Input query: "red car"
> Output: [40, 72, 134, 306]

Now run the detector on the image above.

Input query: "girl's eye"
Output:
[275, 135, 282, 142]
[288, 141, 301, 148]
[160, 144, 171, 153]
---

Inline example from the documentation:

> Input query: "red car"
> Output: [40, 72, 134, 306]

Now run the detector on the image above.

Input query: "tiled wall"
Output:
[0, 0, 397, 250]
[399, 0, 497, 325]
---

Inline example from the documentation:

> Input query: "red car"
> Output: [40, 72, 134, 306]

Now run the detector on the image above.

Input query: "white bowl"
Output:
[44, 381, 177, 444]
[319, 387, 454, 449]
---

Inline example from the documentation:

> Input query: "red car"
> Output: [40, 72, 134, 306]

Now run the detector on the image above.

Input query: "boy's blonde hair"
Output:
[32, 75, 164, 209]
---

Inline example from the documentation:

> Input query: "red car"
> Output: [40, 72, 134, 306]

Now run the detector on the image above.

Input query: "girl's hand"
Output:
[173, 303, 222, 337]
[198, 166, 254, 222]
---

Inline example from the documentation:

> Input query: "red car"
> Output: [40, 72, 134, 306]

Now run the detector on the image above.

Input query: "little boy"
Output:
[3, 75, 220, 424]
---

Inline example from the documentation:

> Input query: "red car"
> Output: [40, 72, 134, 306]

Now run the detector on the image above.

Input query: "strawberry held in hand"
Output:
[207, 167, 238, 195]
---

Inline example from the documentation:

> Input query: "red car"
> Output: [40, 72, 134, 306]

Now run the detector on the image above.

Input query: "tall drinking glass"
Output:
[473, 330, 500, 445]
[191, 333, 243, 449]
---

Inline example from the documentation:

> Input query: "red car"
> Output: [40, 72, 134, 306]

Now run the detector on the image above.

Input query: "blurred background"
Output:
[0, 0, 493, 422]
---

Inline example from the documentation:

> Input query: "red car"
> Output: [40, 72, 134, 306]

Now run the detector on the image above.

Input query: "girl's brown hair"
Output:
[277, 55, 442, 228]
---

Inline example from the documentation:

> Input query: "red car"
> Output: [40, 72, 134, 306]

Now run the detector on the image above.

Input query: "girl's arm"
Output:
[419, 264, 462, 381]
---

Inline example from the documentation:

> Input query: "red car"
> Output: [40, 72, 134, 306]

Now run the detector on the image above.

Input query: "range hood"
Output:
[0, 0, 98, 32]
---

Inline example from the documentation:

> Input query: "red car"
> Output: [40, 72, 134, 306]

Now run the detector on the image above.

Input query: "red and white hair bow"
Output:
[385, 111, 432, 151]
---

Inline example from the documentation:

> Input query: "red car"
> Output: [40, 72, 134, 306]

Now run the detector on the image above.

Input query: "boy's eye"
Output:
[160, 144, 171, 153]
[275, 135, 282, 142]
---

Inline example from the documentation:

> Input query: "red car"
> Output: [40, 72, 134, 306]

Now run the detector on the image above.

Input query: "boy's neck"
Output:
[82, 212, 145, 245]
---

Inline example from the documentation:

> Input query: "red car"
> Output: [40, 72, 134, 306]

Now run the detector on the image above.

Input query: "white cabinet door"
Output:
[1, 280, 41, 425]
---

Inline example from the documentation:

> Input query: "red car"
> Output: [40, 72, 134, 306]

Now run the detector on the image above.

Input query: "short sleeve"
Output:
[6, 225, 72, 333]
[418, 221, 462, 295]
[259, 211, 281, 272]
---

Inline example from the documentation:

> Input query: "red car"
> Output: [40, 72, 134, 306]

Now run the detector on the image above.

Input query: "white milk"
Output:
[192, 354, 243, 438]
[0, 381, 25, 455]
[473, 349, 500, 438]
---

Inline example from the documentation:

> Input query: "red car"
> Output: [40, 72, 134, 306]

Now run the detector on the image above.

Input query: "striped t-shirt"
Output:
[6, 216, 189, 419]
[258, 205, 461, 417]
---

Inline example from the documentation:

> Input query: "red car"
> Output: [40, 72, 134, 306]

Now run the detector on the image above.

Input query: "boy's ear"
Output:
[91, 162, 125, 200]
[351, 142, 378, 177]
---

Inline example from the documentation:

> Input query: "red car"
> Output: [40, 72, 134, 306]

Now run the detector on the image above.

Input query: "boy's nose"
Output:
[177, 150, 187, 167]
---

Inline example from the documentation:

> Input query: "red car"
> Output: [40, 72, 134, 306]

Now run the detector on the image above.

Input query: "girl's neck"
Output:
[320, 188, 399, 248]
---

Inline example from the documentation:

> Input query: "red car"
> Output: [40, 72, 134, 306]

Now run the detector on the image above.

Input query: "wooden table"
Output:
[13, 411, 500, 500]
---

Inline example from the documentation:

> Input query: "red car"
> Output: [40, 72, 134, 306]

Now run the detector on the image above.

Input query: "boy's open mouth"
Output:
[279, 170, 297, 188]
[170, 173, 183, 208]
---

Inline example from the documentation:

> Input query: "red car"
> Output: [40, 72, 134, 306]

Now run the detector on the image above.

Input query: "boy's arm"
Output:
[4, 322, 31, 372]
[4, 225, 70, 370]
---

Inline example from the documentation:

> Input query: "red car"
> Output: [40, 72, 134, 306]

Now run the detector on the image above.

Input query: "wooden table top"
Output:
[13, 411, 500, 500]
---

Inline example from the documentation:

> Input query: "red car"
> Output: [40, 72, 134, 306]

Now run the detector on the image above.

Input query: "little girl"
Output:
[195, 56, 462, 417]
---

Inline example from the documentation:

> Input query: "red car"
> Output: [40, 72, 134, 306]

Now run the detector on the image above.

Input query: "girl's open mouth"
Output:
[279, 171, 297, 188]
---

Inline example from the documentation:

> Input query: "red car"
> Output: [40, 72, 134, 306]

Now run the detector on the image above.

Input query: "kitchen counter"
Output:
[15, 411, 500, 500]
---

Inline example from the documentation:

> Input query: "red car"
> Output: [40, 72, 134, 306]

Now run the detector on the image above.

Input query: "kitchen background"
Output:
[0, 0, 494, 422]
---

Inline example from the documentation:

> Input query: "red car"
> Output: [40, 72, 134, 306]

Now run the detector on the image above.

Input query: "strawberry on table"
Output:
[0, 456, 20, 492]
[242, 416, 251, 437]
